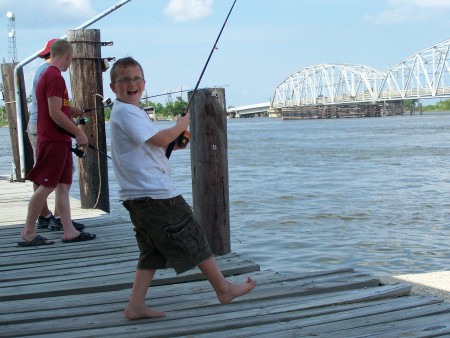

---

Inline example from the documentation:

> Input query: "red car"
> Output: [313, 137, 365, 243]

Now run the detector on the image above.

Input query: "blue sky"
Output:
[2, 0, 450, 108]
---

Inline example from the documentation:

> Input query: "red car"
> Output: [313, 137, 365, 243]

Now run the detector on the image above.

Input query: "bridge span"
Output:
[270, 37, 450, 119]
[227, 102, 270, 118]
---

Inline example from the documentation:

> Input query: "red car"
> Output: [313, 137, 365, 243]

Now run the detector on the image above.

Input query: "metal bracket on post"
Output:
[101, 57, 115, 72]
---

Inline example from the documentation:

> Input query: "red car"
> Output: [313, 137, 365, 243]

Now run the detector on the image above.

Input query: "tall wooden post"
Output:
[189, 88, 230, 255]
[67, 29, 110, 212]
[1, 63, 34, 181]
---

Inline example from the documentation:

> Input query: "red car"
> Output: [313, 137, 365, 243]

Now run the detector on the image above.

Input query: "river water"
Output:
[1, 113, 449, 276]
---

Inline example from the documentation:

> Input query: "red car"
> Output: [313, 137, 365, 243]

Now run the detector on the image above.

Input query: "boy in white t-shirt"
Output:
[109, 57, 256, 320]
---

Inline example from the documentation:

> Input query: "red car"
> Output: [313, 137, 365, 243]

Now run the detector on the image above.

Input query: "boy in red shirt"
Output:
[18, 39, 96, 246]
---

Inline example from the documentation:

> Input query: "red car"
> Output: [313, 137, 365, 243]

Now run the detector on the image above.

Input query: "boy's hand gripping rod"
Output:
[61, 128, 112, 159]
[165, 0, 238, 159]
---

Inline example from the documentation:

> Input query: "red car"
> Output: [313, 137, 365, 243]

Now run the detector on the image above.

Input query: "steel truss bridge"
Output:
[271, 38, 450, 118]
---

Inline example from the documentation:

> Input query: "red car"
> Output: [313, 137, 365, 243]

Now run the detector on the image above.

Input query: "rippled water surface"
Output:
[2, 112, 450, 276]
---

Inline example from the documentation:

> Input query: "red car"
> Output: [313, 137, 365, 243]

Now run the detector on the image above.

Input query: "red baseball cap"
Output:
[38, 38, 58, 58]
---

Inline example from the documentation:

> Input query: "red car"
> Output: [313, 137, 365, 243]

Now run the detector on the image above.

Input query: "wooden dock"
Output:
[1, 178, 450, 337]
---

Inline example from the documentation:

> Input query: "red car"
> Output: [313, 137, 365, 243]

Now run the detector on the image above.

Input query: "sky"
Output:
[2, 0, 450, 108]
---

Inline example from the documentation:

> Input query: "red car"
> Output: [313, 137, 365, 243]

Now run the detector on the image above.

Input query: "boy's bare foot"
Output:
[124, 304, 166, 320]
[217, 277, 256, 304]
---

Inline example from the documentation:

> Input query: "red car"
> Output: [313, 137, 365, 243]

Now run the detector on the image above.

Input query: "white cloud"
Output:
[164, 0, 213, 22]
[411, 0, 450, 8]
[50, 0, 95, 18]
[0, 0, 95, 27]
[366, 0, 450, 24]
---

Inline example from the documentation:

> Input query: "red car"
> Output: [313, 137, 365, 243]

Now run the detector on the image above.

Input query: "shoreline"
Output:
[380, 271, 450, 303]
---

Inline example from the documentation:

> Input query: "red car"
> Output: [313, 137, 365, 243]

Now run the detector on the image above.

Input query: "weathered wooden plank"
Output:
[0, 259, 260, 301]
[188, 296, 446, 338]
[0, 270, 277, 318]
[0, 269, 355, 316]
[0, 253, 137, 279]
[0, 215, 128, 240]
[0, 257, 259, 293]
[0, 244, 138, 266]
[0, 267, 361, 303]
[305, 309, 450, 338]
[0, 270, 382, 322]
[0, 283, 413, 337]
[0, 261, 343, 288]
[0, 271, 287, 327]
[0, 251, 241, 278]
[91, 298, 449, 338]
[250, 301, 450, 338]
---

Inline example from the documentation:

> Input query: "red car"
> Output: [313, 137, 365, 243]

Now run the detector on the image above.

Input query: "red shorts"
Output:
[27, 140, 73, 188]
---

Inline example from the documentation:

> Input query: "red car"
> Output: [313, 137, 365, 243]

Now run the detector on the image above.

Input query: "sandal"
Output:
[62, 232, 96, 243]
[18, 235, 55, 247]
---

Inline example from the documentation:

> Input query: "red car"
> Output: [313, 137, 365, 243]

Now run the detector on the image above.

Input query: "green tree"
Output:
[104, 107, 111, 121]
[403, 99, 418, 108]
[154, 102, 166, 119]
[422, 98, 450, 111]
[434, 99, 450, 111]
[173, 96, 187, 116]
[0, 104, 7, 127]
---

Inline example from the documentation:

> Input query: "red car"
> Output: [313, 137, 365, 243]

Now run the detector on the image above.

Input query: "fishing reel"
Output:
[177, 130, 190, 148]
[71, 144, 86, 158]
[76, 116, 90, 125]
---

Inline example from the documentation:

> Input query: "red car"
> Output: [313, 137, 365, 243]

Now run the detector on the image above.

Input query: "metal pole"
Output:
[13, 0, 132, 179]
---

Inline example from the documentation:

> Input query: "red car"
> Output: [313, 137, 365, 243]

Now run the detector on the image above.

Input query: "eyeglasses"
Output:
[116, 77, 145, 84]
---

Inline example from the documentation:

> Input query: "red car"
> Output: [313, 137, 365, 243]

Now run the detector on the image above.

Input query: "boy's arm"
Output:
[48, 96, 88, 147]
[146, 113, 190, 148]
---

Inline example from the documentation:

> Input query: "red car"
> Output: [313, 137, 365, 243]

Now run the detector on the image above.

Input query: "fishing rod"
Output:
[61, 128, 112, 159]
[72, 143, 111, 159]
[165, 0, 238, 159]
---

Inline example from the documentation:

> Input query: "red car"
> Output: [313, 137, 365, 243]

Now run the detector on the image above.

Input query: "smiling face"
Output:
[110, 64, 146, 106]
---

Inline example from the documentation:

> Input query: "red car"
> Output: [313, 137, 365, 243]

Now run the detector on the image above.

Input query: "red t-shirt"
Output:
[35, 65, 72, 143]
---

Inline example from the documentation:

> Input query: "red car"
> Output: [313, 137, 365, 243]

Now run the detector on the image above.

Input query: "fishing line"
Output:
[165, 0, 238, 159]
[140, 86, 228, 101]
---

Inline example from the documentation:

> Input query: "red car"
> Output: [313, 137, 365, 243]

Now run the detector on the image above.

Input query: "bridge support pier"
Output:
[281, 101, 404, 120]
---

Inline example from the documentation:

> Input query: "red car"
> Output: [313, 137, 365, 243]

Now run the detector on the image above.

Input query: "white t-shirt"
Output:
[29, 62, 50, 125]
[110, 99, 179, 200]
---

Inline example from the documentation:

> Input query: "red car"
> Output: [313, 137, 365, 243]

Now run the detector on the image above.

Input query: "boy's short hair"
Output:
[110, 57, 145, 83]
[50, 39, 72, 59]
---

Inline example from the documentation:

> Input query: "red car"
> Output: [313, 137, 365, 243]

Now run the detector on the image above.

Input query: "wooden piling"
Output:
[67, 29, 110, 212]
[189, 88, 230, 255]
[0, 63, 34, 181]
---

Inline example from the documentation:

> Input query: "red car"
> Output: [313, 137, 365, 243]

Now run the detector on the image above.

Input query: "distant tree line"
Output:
[3, 97, 450, 127]
[422, 99, 450, 111]
[403, 98, 450, 111]
[104, 96, 188, 121]
[0, 95, 188, 127]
